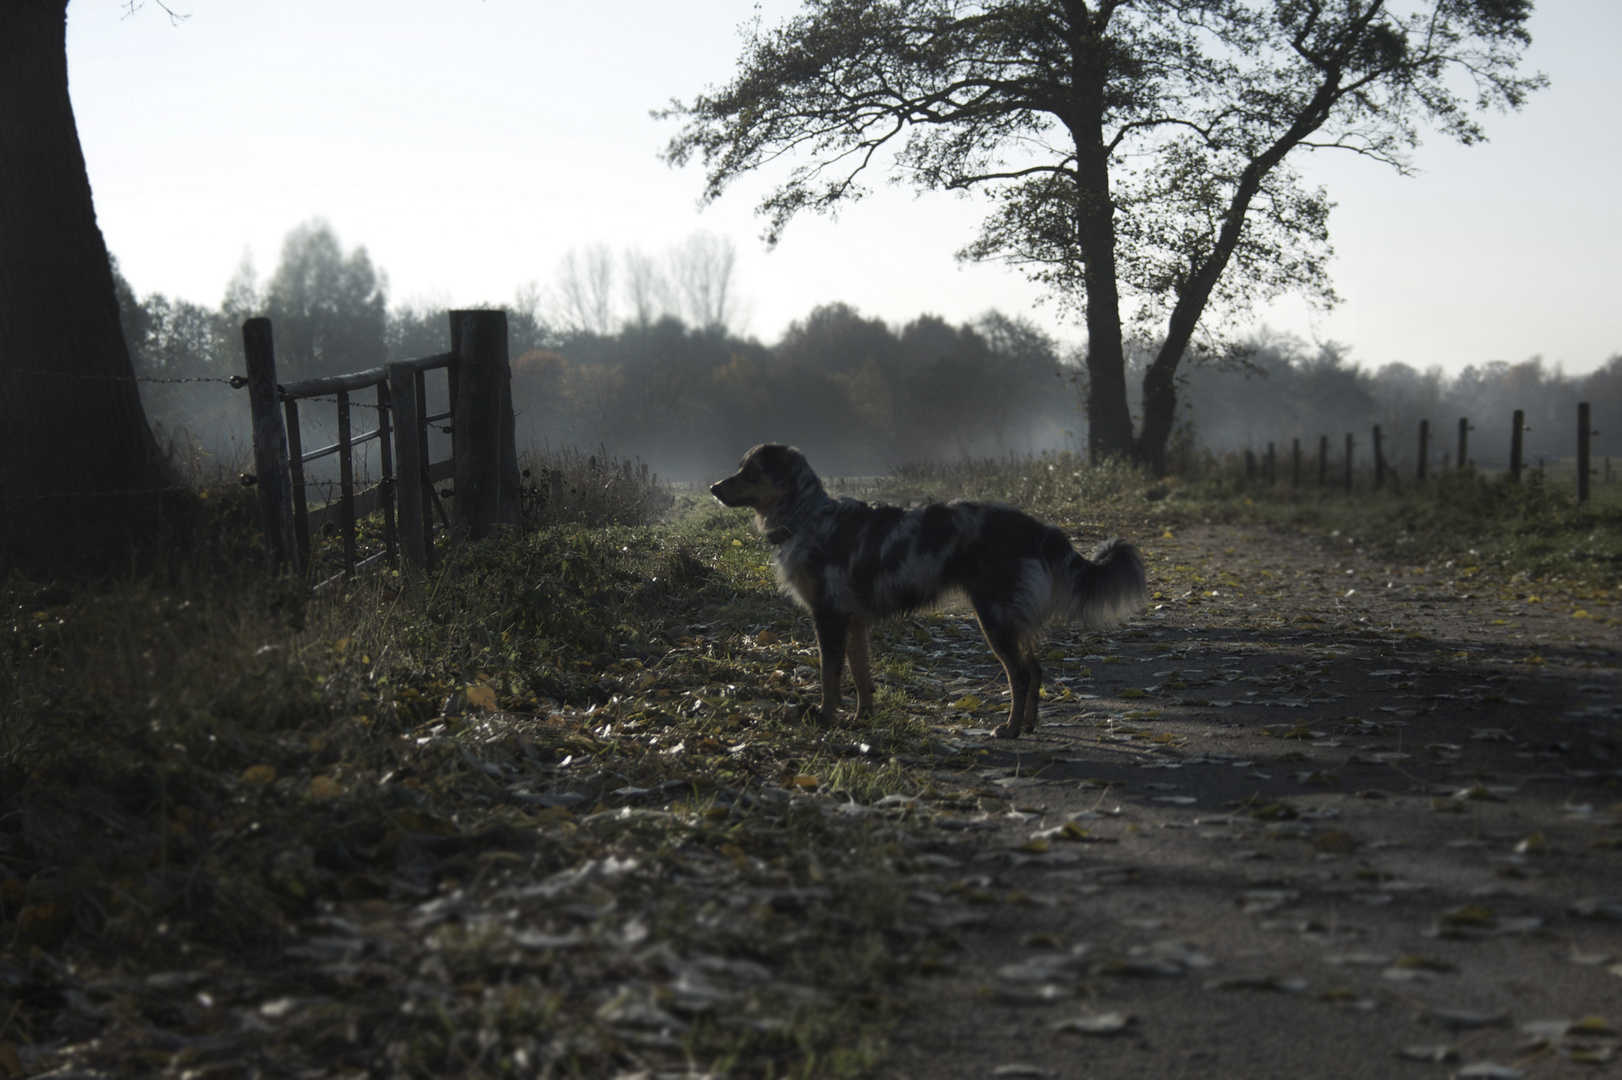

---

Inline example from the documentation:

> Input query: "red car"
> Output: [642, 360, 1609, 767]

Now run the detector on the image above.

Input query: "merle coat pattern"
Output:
[710, 444, 1148, 738]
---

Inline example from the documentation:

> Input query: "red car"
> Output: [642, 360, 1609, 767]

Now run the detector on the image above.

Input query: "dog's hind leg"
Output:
[1017, 641, 1042, 734]
[976, 608, 1037, 739]
[846, 615, 875, 718]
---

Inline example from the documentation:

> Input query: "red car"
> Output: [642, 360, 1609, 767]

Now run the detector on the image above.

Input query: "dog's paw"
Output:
[992, 721, 1022, 740]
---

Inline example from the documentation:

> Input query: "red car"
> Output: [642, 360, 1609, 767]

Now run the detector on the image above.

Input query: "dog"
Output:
[709, 444, 1148, 738]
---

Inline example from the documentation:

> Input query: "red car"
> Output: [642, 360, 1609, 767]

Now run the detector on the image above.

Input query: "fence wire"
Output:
[6, 367, 246, 387]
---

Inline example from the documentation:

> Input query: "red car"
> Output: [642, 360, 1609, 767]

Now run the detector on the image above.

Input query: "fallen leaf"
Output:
[1453, 1064, 1523, 1079]
[1053, 1012, 1133, 1035]
[240, 764, 277, 786]
[1571, 897, 1622, 921]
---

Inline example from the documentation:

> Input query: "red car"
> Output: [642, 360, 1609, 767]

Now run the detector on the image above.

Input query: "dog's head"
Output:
[710, 443, 808, 517]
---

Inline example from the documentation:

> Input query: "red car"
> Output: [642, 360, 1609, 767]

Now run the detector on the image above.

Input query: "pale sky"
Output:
[68, 0, 1621, 375]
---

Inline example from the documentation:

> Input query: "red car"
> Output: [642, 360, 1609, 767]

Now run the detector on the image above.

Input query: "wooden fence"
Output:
[1232, 403, 1605, 502]
[242, 310, 519, 577]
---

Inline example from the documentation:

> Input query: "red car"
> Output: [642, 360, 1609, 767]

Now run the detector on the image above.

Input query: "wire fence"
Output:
[1219, 403, 1607, 503]
[0, 362, 424, 503]
[5, 367, 245, 387]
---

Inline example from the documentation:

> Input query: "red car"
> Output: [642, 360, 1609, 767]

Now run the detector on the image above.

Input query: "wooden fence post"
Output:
[1292, 438, 1301, 489]
[283, 397, 311, 572]
[1578, 401, 1592, 504]
[336, 390, 356, 574]
[1458, 417, 1471, 470]
[1266, 442, 1276, 484]
[449, 310, 520, 539]
[1418, 420, 1429, 483]
[388, 362, 427, 569]
[1373, 425, 1385, 489]
[241, 318, 297, 573]
[1510, 409, 1525, 481]
[1344, 433, 1354, 494]
[1318, 435, 1328, 488]
[375, 380, 397, 566]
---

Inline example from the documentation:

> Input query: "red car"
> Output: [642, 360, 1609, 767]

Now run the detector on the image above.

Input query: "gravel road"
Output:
[885, 524, 1622, 1080]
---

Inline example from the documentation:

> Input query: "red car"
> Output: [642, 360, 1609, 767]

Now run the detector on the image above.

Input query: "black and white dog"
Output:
[710, 444, 1148, 738]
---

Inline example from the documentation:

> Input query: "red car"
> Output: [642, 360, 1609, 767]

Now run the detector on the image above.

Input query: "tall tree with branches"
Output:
[661, 0, 1544, 472]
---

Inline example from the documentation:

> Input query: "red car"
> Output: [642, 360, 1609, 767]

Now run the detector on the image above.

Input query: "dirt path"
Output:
[883, 524, 1622, 1080]
[18, 524, 1618, 1080]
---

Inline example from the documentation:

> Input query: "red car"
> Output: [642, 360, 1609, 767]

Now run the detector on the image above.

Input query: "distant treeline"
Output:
[1164, 338, 1622, 472]
[114, 222, 1077, 480]
[115, 220, 1620, 482]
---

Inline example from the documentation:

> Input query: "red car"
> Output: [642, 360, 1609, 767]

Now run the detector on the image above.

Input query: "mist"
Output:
[115, 222, 1622, 489]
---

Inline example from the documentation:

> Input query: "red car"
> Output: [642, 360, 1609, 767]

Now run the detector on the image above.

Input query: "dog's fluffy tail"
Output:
[1049, 536, 1149, 628]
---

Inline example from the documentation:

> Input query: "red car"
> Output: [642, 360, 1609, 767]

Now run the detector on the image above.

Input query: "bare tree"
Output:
[623, 248, 675, 328]
[667, 233, 738, 332]
[553, 245, 618, 335]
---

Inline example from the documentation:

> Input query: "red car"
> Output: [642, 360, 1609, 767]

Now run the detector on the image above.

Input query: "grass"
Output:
[4, 444, 1617, 1076]
[0, 457, 948, 1078]
[1159, 456, 1622, 593]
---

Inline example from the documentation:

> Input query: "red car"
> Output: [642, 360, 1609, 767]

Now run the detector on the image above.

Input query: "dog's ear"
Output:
[754, 443, 801, 481]
[739, 443, 778, 470]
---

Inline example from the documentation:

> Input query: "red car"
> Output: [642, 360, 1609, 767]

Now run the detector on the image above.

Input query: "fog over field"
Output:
[118, 222, 1622, 485]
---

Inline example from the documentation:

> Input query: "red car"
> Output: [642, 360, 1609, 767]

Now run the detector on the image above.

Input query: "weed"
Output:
[520, 445, 672, 528]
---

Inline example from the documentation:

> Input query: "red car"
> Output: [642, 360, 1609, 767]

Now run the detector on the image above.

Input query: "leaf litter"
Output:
[7, 487, 1622, 1078]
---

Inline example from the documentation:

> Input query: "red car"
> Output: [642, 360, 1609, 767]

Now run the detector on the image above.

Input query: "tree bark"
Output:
[0, 0, 166, 569]
[1076, 155, 1132, 465]
[1067, 14, 1133, 465]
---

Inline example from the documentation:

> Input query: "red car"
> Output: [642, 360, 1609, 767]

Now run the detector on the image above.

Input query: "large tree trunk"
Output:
[1069, 48, 1133, 464]
[0, 0, 166, 570]
[1078, 187, 1132, 463]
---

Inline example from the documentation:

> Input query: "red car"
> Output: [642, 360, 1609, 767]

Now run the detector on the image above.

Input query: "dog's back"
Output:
[779, 497, 1145, 643]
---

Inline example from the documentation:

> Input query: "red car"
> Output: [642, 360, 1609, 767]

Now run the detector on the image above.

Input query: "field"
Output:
[3, 453, 1619, 1078]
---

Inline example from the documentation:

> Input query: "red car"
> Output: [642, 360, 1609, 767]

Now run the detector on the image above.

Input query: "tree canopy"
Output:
[260, 220, 388, 383]
[662, 0, 1545, 472]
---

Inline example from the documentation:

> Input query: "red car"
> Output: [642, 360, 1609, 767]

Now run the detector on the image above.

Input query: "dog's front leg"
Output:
[812, 609, 849, 719]
[846, 615, 875, 718]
